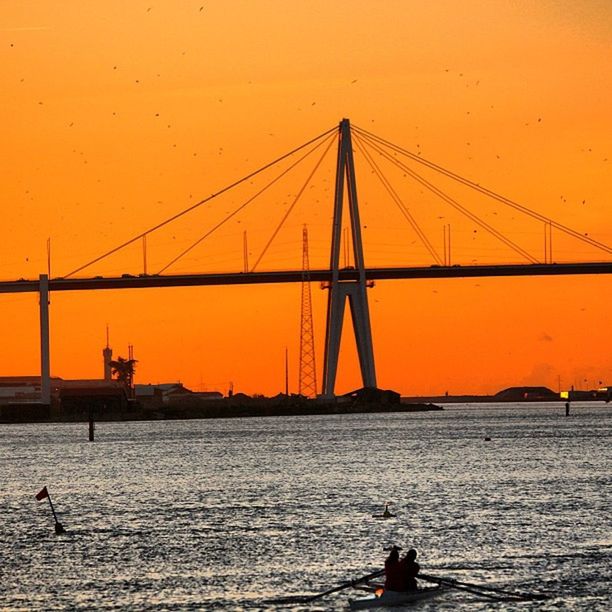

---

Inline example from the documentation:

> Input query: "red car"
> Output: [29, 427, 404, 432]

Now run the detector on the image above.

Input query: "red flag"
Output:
[35, 486, 49, 501]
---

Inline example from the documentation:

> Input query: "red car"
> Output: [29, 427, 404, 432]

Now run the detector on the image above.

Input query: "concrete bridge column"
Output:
[39, 274, 51, 405]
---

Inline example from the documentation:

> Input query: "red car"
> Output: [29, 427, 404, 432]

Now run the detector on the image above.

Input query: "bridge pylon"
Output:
[321, 119, 376, 398]
[39, 274, 51, 405]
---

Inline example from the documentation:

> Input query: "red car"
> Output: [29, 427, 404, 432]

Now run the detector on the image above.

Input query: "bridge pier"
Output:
[323, 281, 376, 396]
[39, 274, 51, 405]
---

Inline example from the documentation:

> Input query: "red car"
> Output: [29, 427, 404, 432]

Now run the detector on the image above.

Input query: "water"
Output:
[1, 403, 610, 610]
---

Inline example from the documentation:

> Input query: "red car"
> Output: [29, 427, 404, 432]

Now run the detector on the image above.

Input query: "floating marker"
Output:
[373, 502, 396, 519]
[35, 486, 65, 534]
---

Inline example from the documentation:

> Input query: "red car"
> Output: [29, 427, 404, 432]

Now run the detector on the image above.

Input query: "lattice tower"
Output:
[299, 225, 318, 398]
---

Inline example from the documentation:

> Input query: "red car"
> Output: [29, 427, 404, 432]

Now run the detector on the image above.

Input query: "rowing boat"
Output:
[348, 585, 446, 609]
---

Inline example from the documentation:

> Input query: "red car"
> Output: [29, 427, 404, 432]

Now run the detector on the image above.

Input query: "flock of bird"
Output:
[5, 6, 608, 276]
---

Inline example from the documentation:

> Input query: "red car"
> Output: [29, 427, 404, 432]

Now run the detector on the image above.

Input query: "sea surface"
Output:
[1, 403, 610, 611]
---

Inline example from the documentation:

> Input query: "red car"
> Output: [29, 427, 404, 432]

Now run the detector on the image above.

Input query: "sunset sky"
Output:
[1, 1, 611, 396]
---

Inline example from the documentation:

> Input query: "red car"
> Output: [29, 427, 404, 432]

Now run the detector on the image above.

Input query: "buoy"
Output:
[373, 503, 396, 519]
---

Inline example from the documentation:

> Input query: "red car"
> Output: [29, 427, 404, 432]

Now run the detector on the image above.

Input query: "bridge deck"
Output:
[1, 262, 611, 294]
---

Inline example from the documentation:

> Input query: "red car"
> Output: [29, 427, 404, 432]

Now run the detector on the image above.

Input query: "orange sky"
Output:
[1, 1, 611, 396]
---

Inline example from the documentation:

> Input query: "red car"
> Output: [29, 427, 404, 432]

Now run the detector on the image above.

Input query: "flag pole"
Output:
[47, 493, 65, 535]
[47, 494, 58, 522]
[36, 486, 65, 534]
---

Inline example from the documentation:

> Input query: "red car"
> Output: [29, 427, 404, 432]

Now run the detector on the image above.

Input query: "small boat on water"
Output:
[348, 585, 446, 609]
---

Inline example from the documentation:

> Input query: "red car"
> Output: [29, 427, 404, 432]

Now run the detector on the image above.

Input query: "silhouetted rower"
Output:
[384, 546, 404, 592]
[400, 548, 420, 591]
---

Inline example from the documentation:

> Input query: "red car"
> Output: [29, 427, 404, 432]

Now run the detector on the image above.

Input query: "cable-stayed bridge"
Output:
[2, 119, 611, 403]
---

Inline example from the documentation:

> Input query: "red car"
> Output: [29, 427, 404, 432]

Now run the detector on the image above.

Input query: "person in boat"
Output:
[400, 548, 420, 591]
[384, 546, 404, 592]
[382, 503, 393, 518]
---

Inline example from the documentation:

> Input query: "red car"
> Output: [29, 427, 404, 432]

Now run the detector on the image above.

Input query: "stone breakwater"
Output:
[155, 397, 443, 420]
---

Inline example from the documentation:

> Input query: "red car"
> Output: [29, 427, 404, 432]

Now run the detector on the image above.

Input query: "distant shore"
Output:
[0, 395, 443, 424]
[3, 382, 611, 424]
[146, 397, 444, 421]
[402, 388, 611, 404]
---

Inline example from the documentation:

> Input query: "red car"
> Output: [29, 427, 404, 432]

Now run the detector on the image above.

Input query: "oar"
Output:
[448, 576, 549, 600]
[420, 573, 548, 602]
[268, 568, 385, 605]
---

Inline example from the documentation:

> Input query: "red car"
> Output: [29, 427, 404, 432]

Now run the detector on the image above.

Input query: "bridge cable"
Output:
[353, 125, 612, 256]
[356, 133, 540, 263]
[62, 125, 338, 278]
[353, 134, 443, 265]
[250, 134, 336, 272]
[364, 136, 540, 263]
[157, 131, 337, 274]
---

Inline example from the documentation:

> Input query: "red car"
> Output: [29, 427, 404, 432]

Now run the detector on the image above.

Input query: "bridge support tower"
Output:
[39, 274, 51, 405]
[322, 119, 377, 397]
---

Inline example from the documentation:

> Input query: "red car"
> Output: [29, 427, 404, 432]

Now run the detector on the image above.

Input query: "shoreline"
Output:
[0, 398, 443, 424]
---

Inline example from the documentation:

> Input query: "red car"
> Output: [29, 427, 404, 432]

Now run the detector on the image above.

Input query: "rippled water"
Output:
[1, 403, 610, 610]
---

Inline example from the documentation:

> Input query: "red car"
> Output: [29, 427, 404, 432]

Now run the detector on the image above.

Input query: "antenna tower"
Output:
[299, 225, 318, 398]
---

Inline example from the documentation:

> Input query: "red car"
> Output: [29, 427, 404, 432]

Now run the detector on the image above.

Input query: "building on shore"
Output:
[0, 336, 225, 422]
[0, 376, 128, 421]
[135, 383, 194, 405]
[0, 376, 63, 403]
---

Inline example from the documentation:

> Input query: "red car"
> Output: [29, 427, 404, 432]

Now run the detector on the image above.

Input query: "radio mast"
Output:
[299, 225, 317, 398]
